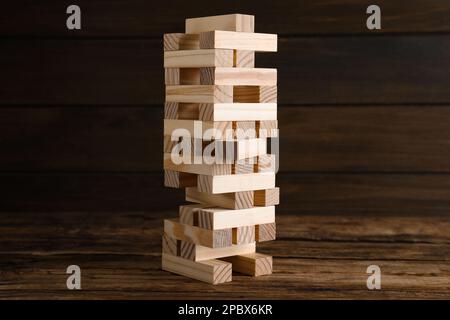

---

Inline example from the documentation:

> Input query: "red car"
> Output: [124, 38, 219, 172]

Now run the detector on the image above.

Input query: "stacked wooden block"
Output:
[162, 14, 279, 284]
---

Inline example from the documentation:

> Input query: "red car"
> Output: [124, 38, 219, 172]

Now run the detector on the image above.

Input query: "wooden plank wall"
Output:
[1, 1, 450, 214]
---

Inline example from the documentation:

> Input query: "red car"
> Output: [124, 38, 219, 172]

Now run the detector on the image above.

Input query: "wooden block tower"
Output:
[162, 14, 279, 284]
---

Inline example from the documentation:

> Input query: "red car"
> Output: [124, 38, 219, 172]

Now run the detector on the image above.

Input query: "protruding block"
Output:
[164, 219, 232, 248]
[164, 33, 200, 51]
[186, 14, 254, 34]
[197, 172, 275, 194]
[180, 204, 275, 230]
[164, 49, 234, 68]
[222, 253, 273, 277]
[166, 85, 233, 103]
[162, 253, 232, 284]
[256, 223, 276, 242]
[186, 187, 254, 210]
[200, 67, 277, 86]
[233, 226, 255, 245]
[200, 31, 277, 52]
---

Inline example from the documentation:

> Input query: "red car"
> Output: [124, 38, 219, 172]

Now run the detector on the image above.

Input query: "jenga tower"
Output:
[162, 14, 279, 284]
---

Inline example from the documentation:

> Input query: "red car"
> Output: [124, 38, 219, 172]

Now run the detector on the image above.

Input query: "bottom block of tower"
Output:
[222, 253, 273, 277]
[162, 253, 232, 284]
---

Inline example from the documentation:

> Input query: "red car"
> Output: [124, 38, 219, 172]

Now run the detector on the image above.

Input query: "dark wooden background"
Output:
[1, 1, 450, 299]
[1, 0, 450, 214]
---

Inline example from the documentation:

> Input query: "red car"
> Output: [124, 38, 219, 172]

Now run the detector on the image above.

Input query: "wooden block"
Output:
[170, 239, 256, 262]
[233, 86, 277, 103]
[256, 223, 276, 242]
[164, 102, 199, 119]
[165, 102, 277, 121]
[164, 49, 234, 68]
[162, 233, 178, 256]
[164, 170, 197, 188]
[164, 119, 233, 139]
[164, 33, 200, 51]
[162, 253, 232, 284]
[185, 14, 254, 34]
[164, 219, 232, 248]
[197, 172, 276, 194]
[163, 136, 267, 161]
[257, 120, 279, 138]
[179, 240, 196, 260]
[180, 204, 275, 229]
[233, 226, 255, 245]
[235, 50, 255, 68]
[200, 31, 277, 52]
[200, 67, 277, 86]
[222, 253, 272, 277]
[186, 187, 254, 210]
[254, 188, 280, 206]
[166, 85, 233, 103]
[256, 154, 276, 173]
[233, 157, 257, 174]
[233, 120, 256, 139]
[164, 153, 232, 175]
[165, 68, 200, 86]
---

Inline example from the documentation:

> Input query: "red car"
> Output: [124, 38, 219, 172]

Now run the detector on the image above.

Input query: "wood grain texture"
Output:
[186, 14, 255, 34]
[200, 67, 277, 86]
[0, 211, 449, 298]
[3, 37, 450, 105]
[162, 254, 232, 285]
[254, 188, 280, 207]
[3, 1, 450, 37]
[186, 187, 254, 210]
[180, 204, 275, 230]
[199, 31, 278, 52]
[197, 172, 276, 194]
[164, 33, 200, 51]
[164, 219, 232, 248]
[164, 49, 233, 68]
[221, 253, 273, 277]
[233, 226, 256, 245]
[256, 223, 277, 242]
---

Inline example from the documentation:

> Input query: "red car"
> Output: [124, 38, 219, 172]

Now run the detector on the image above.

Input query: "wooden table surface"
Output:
[1, 210, 448, 299]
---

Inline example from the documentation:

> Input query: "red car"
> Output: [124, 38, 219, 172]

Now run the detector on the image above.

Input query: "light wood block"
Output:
[222, 253, 273, 277]
[164, 219, 232, 248]
[256, 222, 276, 242]
[180, 204, 275, 230]
[186, 14, 254, 34]
[163, 136, 267, 161]
[257, 120, 279, 138]
[186, 187, 254, 210]
[200, 67, 277, 86]
[164, 119, 232, 138]
[197, 172, 276, 194]
[166, 85, 233, 103]
[164, 49, 233, 68]
[164, 102, 199, 119]
[166, 102, 277, 121]
[254, 187, 280, 206]
[177, 239, 256, 262]
[235, 50, 255, 68]
[234, 85, 277, 103]
[233, 226, 255, 245]
[162, 253, 232, 284]
[164, 33, 200, 51]
[164, 170, 197, 188]
[162, 233, 178, 256]
[165, 68, 200, 86]
[200, 31, 277, 52]
[256, 154, 276, 173]
[164, 153, 233, 175]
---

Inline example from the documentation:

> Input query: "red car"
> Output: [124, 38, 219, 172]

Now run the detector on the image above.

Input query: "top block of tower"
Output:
[186, 14, 255, 34]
